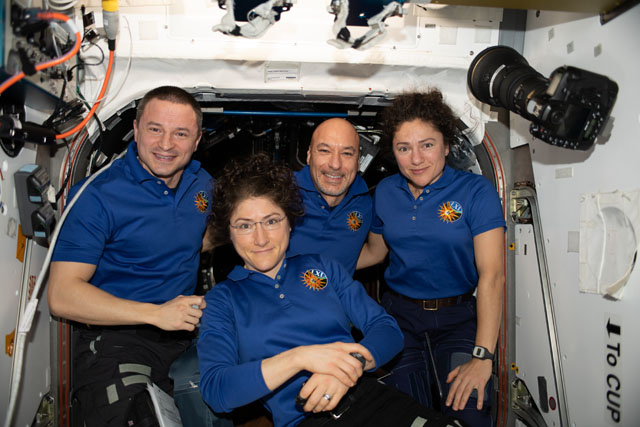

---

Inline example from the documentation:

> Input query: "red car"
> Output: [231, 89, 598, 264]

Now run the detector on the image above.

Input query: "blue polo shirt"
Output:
[288, 166, 372, 274]
[371, 166, 505, 299]
[52, 141, 213, 304]
[198, 254, 403, 427]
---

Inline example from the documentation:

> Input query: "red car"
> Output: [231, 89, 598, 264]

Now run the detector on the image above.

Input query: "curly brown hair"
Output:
[382, 89, 458, 148]
[207, 153, 304, 246]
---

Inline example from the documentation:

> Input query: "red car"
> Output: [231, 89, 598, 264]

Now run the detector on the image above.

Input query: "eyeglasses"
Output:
[230, 216, 286, 235]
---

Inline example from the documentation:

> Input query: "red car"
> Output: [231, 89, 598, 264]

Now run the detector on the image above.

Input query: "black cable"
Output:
[46, 39, 105, 134]
[76, 39, 106, 67]
[55, 140, 72, 201]
[43, 77, 68, 128]
[88, 111, 106, 174]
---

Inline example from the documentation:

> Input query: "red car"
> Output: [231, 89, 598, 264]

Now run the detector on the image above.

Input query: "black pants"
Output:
[299, 376, 465, 427]
[72, 325, 192, 427]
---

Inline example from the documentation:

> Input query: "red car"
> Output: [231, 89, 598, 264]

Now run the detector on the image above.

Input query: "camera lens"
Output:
[468, 45, 618, 150]
[468, 45, 549, 120]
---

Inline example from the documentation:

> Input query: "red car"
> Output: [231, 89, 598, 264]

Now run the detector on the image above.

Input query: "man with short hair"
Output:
[48, 86, 224, 426]
[288, 118, 372, 274]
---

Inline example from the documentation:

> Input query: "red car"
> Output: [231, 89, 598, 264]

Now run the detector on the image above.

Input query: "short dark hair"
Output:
[207, 153, 304, 245]
[381, 89, 458, 147]
[136, 86, 203, 133]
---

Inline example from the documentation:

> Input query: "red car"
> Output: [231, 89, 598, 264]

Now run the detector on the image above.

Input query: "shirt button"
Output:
[425, 189, 430, 194]
[419, 196, 423, 200]
[413, 205, 417, 209]
[277, 275, 281, 280]
[275, 284, 280, 289]
[412, 216, 416, 221]
[279, 294, 285, 299]
[157, 181, 162, 185]
[163, 190, 168, 195]
[321, 206, 325, 210]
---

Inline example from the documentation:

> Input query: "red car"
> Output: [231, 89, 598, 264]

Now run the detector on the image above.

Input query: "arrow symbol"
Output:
[607, 318, 621, 337]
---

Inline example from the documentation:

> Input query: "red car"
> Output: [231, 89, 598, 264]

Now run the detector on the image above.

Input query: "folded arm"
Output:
[260, 342, 373, 392]
[48, 261, 204, 331]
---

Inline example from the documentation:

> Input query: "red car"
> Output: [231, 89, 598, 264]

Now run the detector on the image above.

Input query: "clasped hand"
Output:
[296, 342, 373, 413]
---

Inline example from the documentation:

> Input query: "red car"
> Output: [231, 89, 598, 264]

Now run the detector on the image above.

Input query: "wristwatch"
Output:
[472, 345, 494, 360]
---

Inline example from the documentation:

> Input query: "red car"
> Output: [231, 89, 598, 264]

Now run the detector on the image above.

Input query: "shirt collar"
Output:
[227, 265, 251, 281]
[227, 259, 289, 282]
[125, 141, 202, 188]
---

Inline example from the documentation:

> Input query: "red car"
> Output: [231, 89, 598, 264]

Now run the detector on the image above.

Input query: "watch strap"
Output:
[472, 345, 494, 360]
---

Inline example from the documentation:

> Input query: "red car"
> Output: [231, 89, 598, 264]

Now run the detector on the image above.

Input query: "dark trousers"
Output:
[380, 292, 493, 427]
[299, 376, 464, 427]
[169, 341, 234, 427]
[72, 325, 191, 427]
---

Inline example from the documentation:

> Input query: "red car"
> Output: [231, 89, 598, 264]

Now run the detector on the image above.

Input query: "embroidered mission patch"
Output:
[438, 201, 463, 223]
[347, 211, 363, 231]
[301, 269, 328, 291]
[194, 191, 209, 212]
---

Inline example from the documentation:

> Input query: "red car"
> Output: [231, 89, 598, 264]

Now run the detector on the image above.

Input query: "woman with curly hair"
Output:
[357, 89, 506, 427]
[197, 153, 464, 427]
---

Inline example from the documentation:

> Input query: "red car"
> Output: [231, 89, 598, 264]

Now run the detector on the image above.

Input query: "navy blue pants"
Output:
[169, 340, 233, 427]
[380, 292, 493, 427]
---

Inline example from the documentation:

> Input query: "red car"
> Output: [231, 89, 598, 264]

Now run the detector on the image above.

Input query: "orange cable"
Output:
[59, 130, 88, 212]
[487, 132, 508, 427]
[55, 49, 114, 140]
[483, 131, 509, 427]
[0, 12, 81, 95]
[58, 322, 64, 427]
[65, 322, 71, 427]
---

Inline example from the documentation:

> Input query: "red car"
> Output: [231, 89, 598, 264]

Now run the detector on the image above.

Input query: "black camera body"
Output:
[468, 46, 618, 151]
[526, 66, 618, 150]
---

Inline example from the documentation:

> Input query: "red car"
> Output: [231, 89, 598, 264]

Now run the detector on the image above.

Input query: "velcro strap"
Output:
[410, 416, 427, 427]
[121, 374, 151, 387]
[119, 363, 152, 377]
[104, 375, 152, 405]
[89, 335, 102, 354]
[106, 384, 119, 404]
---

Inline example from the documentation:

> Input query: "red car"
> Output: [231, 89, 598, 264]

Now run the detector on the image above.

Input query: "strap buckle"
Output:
[422, 299, 438, 311]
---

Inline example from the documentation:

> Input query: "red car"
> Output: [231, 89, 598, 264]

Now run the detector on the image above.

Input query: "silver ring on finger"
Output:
[323, 393, 332, 401]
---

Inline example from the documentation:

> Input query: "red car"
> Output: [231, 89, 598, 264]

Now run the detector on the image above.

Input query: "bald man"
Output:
[288, 118, 372, 274]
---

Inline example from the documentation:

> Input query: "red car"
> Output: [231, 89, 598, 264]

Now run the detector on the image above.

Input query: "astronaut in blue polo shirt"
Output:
[358, 90, 506, 427]
[198, 154, 463, 427]
[48, 86, 227, 427]
[289, 118, 372, 274]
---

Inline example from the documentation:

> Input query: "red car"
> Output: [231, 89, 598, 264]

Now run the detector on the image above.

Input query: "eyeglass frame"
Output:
[229, 216, 287, 234]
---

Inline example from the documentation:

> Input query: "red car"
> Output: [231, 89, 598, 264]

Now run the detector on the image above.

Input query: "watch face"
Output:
[473, 346, 492, 359]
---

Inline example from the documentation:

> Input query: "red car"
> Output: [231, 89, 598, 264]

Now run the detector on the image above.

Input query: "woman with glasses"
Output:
[197, 153, 463, 427]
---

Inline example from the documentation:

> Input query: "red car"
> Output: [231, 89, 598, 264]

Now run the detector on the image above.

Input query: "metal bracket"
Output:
[511, 378, 548, 427]
[327, 0, 405, 50]
[213, 0, 295, 38]
[510, 184, 570, 426]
